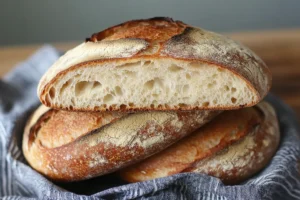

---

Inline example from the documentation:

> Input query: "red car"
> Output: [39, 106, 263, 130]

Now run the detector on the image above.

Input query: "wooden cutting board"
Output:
[0, 29, 300, 120]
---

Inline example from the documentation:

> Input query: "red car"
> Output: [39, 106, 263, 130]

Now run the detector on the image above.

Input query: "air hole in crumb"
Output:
[168, 65, 183, 72]
[60, 80, 70, 95]
[179, 103, 187, 108]
[231, 97, 237, 103]
[92, 81, 102, 89]
[71, 98, 75, 105]
[158, 104, 163, 109]
[103, 104, 107, 108]
[120, 104, 127, 110]
[202, 102, 210, 107]
[94, 106, 100, 110]
[186, 73, 191, 79]
[208, 81, 216, 88]
[103, 94, 113, 103]
[231, 87, 237, 93]
[119, 62, 140, 68]
[143, 61, 151, 66]
[144, 80, 155, 90]
[115, 86, 123, 96]
[213, 99, 217, 104]
[217, 68, 224, 72]
[150, 104, 155, 109]
[145, 78, 164, 89]
[74, 74, 80, 79]
[75, 81, 93, 96]
[49, 87, 55, 99]
[225, 85, 229, 91]
[129, 103, 134, 107]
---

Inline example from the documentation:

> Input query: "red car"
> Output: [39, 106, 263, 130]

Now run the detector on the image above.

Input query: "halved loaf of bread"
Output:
[38, 17, 271, 111]
[22, 105, 218, 182]
[119, 101, 279, 184]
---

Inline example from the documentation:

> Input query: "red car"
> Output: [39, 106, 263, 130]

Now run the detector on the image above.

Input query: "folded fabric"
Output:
[0, 46, 300, 200]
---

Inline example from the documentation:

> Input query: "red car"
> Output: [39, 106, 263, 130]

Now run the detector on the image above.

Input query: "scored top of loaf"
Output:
[38, 17, 271, 111]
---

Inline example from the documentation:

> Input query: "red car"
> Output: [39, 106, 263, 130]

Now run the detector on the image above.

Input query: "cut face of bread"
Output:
[38, 17, 271, 111]
[44, 59, 255, 111]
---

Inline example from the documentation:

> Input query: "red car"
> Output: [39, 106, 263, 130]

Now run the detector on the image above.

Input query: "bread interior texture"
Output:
[46, 59, 256, 110]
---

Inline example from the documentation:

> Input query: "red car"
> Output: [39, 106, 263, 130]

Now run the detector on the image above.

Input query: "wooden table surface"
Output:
[0, 29, 300, 120]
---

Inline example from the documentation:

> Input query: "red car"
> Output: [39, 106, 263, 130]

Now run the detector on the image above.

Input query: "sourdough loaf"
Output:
[38, 17, 271, 111]
[120, 102, 279, 184]
[22, 105, 218, 181]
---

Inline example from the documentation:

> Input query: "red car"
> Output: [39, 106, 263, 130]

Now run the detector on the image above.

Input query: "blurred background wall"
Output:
[1, 0, 300, 46]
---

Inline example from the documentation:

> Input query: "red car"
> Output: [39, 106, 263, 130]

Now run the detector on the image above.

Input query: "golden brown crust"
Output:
[119, 102, 280, 184]
[188, 102, 280, 184]
[38, 17, 271, 111]
[22, 105, 219, 182]
[87, 17, 187, 43]
[34, 109, 125, 148]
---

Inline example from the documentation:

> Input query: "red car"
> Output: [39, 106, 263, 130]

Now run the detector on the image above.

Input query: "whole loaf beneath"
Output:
[22, 105, 218, 182]
[120, 102, 280, 184]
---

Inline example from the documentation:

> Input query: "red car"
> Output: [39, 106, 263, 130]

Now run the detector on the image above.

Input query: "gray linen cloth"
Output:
[0, 46, 300, 200]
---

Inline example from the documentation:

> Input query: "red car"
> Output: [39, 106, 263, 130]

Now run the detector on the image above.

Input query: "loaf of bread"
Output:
[38, 17, 271, 112]
[22, 105, 219, 182]
[120, 102, 279, 184]
[22, 17, 278, 186]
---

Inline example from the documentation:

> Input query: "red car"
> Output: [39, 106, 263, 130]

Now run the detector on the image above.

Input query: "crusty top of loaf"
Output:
[87, 17, 186, 42]
[38, 17, 271, 111]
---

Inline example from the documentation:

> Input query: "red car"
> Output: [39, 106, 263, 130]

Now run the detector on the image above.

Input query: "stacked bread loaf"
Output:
[23, 17, 279, 184]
